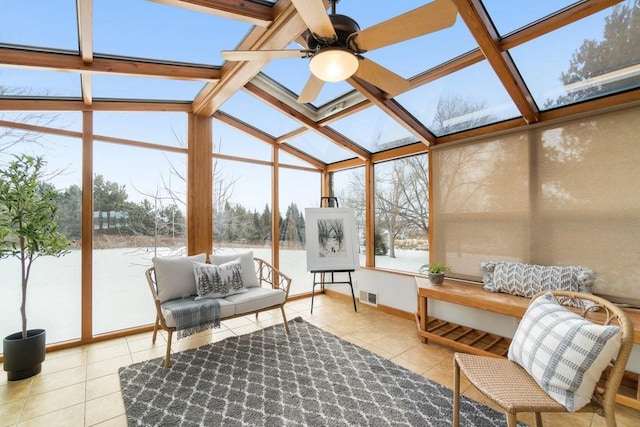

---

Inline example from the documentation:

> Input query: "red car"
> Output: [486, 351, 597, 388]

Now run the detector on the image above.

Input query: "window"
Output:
[213, 159, 272, 264]
[374, 155, 429, 273]
[92, 142, 187, 334]
[279, 167, 321, 295]
[332, 167, 366, 263]
[0, 122, 82, 344]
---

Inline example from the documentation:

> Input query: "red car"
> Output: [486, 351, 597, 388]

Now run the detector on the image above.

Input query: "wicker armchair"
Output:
[453, 291, 634, 427]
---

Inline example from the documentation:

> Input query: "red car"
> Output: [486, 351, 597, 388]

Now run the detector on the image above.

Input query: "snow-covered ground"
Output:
[0, 247, 427, 345]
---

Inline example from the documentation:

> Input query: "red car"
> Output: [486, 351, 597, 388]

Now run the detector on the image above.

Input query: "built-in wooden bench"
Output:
[414, 277, 640, 410]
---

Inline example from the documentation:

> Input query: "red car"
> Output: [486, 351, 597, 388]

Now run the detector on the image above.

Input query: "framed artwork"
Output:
[305, 207, 359, 272]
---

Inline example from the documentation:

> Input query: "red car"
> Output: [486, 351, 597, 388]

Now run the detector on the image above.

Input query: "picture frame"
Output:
[304, 207, 360, 272]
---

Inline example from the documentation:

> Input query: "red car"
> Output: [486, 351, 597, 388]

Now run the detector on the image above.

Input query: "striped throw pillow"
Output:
[508, 292, 621, 411]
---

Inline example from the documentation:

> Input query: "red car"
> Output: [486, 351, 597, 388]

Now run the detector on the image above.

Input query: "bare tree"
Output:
[0, 84, 59, 154]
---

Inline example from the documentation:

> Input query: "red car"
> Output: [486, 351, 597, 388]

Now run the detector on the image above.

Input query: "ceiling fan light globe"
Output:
[309, 48, 359, 83]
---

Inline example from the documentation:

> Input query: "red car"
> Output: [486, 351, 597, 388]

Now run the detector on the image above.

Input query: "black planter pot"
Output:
[429, 273, 445, 285]
[3, 329, 46, 381]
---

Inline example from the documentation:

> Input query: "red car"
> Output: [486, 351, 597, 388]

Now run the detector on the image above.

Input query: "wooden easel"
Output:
[310, 197, 357, 313]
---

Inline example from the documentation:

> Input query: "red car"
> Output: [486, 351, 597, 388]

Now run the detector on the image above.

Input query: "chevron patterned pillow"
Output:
[481, 261, 595, 299]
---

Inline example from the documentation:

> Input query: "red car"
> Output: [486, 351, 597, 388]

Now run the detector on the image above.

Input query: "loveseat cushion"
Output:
[508, 292, 621, 412]
[481, 261, 595, 298]
[161, 297, 236, 328]
[193, 259, 248, 299]
[153, 253, 207, 303]
[210, 251, 260, 288]
[224, 287, 286, 315]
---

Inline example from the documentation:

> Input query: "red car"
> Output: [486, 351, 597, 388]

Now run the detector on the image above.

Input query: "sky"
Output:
[0, 0, 619, 211]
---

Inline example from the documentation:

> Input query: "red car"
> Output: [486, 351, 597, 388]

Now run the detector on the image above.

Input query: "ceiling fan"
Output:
[221, 0, 458, 104]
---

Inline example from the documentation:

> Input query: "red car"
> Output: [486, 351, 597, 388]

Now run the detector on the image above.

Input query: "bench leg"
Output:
[164, 329, 173, 368]
[281, 306, 290, 334]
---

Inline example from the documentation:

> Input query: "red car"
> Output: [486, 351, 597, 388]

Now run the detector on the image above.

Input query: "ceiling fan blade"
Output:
[221, 50, 307, 61]
[351, 0, 457, 52]
[354, 58, 410, 96]
[291, 0, 337, 40]
[297, 74, 325, 104]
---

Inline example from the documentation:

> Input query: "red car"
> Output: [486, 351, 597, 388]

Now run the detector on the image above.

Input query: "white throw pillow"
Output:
[193, 259, 247, 299]
[508, 292, 622, 412]
[152, 253, 207, 302]
[209, 251, 259, 288]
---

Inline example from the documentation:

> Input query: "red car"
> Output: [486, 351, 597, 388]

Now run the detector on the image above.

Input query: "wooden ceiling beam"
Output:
[245, 81, 370, 160]
[539, 88, 640, 122]
[76, 0, 93, 63]
[150, 0, 274, 27]
[435, 117, 526, 144]
[348, 76, 436, 146]
[0, 99, 192, 112]
[193, 0, 324, 116]
[452, 0, 539, 124]
[0, 47, 221, 81]
[213, 110, 275, 144]
[77, 0, 94, 105]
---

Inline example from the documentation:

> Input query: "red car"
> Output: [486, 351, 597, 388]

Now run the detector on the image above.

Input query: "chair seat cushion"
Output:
[455, 353, 566, 413]
[162, 297, 235, 328]
[507, 292, 622, 412]
[224, 287, 285, 315]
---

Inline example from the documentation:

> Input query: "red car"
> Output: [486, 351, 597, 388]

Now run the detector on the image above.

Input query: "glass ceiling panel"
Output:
[510, 3, 640, 110]
[94, 112, 187, 148]
[0, 68, 81, 98]
[482, 0, 578, 36]
[93, 74, 204, 101]
[328, 105, 416, 153]
[396, 60, 520, 136]
[219, 90, 300, 137]
[94, 0, 253, 66]
[213, 119, 272, 161]
[279, 148, 318, 168]
[285, 133, 354, 164]
[0, 0, 78, 50]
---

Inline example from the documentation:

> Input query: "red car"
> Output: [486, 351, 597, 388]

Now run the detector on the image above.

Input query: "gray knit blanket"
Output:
[161, 297, 221, 339]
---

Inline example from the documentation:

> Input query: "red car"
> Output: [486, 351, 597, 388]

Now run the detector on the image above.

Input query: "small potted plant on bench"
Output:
[419, 262, 452, 285]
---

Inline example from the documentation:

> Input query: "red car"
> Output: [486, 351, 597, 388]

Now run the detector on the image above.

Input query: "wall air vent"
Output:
[359, 291, 378, 306]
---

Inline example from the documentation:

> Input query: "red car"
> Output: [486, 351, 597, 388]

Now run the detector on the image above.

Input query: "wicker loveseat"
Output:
[145, 251, 292, 367]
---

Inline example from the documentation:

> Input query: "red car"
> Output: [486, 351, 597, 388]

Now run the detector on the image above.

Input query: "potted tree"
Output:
[419, 262, 452, 285]
[0, 154, 70, 381]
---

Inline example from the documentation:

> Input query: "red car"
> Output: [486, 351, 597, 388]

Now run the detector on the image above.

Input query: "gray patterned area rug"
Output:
[119, 317, 521, 426]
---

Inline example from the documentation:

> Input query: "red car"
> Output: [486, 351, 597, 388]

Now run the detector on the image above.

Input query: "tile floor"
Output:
[1, 293, 639, 426]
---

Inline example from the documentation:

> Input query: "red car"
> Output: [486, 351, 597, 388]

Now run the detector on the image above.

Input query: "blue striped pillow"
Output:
[508, 292, 621, 411]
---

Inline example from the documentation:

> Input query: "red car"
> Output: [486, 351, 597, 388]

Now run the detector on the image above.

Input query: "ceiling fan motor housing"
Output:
[306, 14, 362, 52]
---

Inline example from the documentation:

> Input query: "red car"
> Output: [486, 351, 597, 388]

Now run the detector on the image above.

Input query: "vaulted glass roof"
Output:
[0, 0, 638, 166]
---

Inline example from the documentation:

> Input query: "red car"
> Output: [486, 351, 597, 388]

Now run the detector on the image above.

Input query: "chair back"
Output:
[534, 291, 634, 414]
